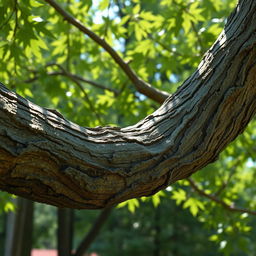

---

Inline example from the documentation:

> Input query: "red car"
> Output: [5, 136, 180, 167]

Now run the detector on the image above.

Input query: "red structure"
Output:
[31, 249, 57, 256]
[31, 249, 98, 256]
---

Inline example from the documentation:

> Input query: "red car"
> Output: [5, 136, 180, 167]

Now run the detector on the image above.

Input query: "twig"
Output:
[103, 0, 112, 38]
[214, 167, 235, 196]
[187, 178, 256, 216]
[25, 65, 104, 123]
[25, 66, 119, 95]
[214, 156, 244, 196]
[43, 0, 170, 104]
[54, 71, 119, 95]
[173, 0, 204, 56]
[151, 36, 184, 57]
[12, 0, 19, 74]
[0, 9, 15, 31]
[13, 0, 19, 39]
[133, 18, 184, 58]
[190, 21, 204, 56]
[66, 0, 71, 71]
[50, 63, 104, 123]
[68, 72, 104, 124]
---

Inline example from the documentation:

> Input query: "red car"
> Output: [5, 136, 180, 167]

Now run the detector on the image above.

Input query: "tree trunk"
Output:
[4, 198, 34, 256]
[0, 0, 256, 209]
[57, 208, 74, 256]
[4, 205, 15, 256]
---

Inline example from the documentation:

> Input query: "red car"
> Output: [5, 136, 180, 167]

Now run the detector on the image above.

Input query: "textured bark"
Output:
[0, 0, 256, 209]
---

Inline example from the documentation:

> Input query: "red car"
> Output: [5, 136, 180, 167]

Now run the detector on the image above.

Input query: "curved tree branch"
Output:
[43, 0, 170, 104]
[187, 178, 256, 216]
[0, 0, 256, 209]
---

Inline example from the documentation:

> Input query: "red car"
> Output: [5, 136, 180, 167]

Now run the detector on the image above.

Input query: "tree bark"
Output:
[0, 0, 256, 209]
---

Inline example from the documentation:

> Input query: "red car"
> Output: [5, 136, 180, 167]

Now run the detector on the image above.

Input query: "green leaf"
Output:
[118, 199, 139, 213]
[24, 88, 34, 98]
[171, 189, 186, 205]
[29, 0, 44, 7]
[4, 201, 15, 212]
[99, 0, 109, 10]
[132, 4, 141, 14]
[183, 198, 205, 216]
[152, 191, 165, 207]
[182, 13, 192, 34]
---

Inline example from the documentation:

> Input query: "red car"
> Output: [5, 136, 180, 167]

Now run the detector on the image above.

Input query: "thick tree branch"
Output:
[187, 178, 256, 216]
[43, 0, 170, 104]
[0, 0, 256, 209]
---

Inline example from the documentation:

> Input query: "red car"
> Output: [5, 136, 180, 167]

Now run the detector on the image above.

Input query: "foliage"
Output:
[32, 203, 57, 248]
[75, 197, 219, 256]
[0, 0, 256, 255]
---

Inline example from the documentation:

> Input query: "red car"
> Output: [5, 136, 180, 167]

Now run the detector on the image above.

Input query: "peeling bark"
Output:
[0, 0, 256, 209]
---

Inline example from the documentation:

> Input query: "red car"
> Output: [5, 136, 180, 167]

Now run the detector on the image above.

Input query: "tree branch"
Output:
[54, 67, 103, 124]
[0, 0, 256, 209]
[47, 63, 120, 96]
[25, 67, 119, 96]
[74, 207, 113, 256]
[187, 178, 256, 216]
[43, 0, 170, 104]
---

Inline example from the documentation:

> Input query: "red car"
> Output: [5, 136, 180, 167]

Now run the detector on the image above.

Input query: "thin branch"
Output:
[0, 9, 15, 31]
[25, 66, 119, 96]
[13, 0, 19, 39]
[214, 164, 240, 197]
[66, 28, 71, 72]
[214, 156, 244, 196]
[134, 20, 184, 58]
[64, 71, 104, 124]
[103, 0, 112, 38]
[25, 64, 104, 123]
[190, 21, 204, 56]
[151, 36, 184, 57]
[66, 0, 71, 72]
[187, 178, 256, 216]
[74, 207, 113, 256]
[55, 71, 120, 95]
[173, 0, 204, 56]
[48, 63, 120, 95]
[43, 0, 170, 104]
[214, 169, 235, 196]
[12, 0, 19, 74]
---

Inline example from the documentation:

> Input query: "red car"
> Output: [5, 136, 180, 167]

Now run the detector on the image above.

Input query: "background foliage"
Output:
[0, 0, 256, 255]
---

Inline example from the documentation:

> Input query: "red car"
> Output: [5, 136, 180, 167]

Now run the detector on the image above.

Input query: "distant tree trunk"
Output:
[4, 198, 34, 256]
[57, 208, 74, 256]
[4, 208, 15, 256]
[153, 206, 161, 256]
[0, 0, 256, 209]
[0, 212, 6, 255]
